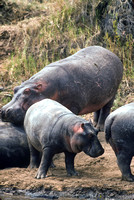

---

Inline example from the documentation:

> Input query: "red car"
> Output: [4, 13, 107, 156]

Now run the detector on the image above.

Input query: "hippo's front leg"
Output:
[117, 153, 134, 182]
[64, 152, 78, 176]
[36, 147, 53, 179]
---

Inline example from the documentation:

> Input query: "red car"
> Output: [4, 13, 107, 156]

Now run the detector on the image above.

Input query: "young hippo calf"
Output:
[24, 99, 104, 179]
[105, 102, 134, 182]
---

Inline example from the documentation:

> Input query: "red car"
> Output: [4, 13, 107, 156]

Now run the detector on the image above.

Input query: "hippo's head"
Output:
[1, 82, 47, 125]
[71, 122, 104, 157]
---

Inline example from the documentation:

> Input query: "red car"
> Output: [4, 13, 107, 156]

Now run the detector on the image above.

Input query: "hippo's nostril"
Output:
[6, 108, 12, 114]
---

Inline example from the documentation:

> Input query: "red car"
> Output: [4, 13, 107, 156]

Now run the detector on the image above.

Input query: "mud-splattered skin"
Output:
[24, 99, 104, 179]
[1, 46, 123, 130]
[105, 103, 134, 182]
[0, 120, 30, 169]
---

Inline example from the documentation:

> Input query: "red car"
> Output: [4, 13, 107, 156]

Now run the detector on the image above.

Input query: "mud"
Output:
[0, 132, 134, 199]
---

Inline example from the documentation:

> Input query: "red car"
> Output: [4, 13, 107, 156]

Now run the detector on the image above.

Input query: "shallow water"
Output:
[0, 194, 75, 200]
[1, 193, 134, 200]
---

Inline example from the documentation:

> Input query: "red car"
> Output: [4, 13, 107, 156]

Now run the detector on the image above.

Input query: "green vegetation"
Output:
[3, 0, 101, 82]
[1, 0, 134, 107]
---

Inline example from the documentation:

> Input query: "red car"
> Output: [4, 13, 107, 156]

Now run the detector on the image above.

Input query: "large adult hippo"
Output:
[1, 46, 123, 131]
[105, 103, 134, 182]
[24, 99, 104, 179]
[0, 120, 30, 169]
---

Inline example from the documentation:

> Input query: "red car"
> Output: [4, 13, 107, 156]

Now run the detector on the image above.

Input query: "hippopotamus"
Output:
[24, 99, 104, 179]
[0, 120, 30, 169]
[1, 46, 123, 131]
[105, 102, 134, 182]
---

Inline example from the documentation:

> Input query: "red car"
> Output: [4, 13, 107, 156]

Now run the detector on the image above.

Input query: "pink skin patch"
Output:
[73, 124, 84, 134]
[64, 135, 73, 152]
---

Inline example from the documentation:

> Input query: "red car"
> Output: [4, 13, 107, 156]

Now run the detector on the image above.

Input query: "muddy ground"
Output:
[0, 131, 134, 199]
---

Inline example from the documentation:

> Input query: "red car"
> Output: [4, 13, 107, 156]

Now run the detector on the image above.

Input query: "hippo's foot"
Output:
[93, 121, 97, 127]
[35, 170, 47, 179]
[50, 161, 56, 168]
[96, 124, 104, 132]
[93, 121, 104, 132]
[67, 170, 79, 177]
[28, 162, 39, 169]
[122, 174, 134, 182]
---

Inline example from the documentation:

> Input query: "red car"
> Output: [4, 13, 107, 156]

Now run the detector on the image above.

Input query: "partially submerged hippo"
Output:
[105, 102, 134, 182]
[0, 120, 30, 169]
[1, 46, 123, 130]
[24, 99, 104, 179]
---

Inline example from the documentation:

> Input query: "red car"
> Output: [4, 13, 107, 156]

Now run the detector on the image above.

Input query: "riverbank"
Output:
[0, 132, 134, 199]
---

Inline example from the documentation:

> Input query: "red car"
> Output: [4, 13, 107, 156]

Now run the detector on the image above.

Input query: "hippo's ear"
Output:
[34, 83, 47, 92]
[33, 84, 43, 93]
[81, 123, 85, 129]
[82, 122, 99, 135]
[34, 84, 42, 91]
[73, 123, 84, 133]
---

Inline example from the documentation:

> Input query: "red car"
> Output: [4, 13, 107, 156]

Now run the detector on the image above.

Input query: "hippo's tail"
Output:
[104, 116, 115, 143]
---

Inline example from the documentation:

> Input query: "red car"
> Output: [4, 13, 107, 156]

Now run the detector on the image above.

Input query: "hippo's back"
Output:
[40, 46, 123, 84]
[48, 46, 122, 72]
[25, 99, 73, 127]
[33, 46, 123, 113]
[24, 99, 74, 150]
[0, 120, 30, 169]
[105, 103, 134, 142]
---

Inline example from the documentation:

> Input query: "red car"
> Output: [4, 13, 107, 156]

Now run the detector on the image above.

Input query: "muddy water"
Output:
[0, 194, 75, 200]
[1, 192, 134, 200]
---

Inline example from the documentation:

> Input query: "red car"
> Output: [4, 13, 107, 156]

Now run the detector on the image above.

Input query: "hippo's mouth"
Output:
[83, 146, 104, 158]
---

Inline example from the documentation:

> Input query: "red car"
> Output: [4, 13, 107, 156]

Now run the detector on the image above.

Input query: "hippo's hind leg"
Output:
[28, 138, 40, 168]
[94, 96, 115, 131]
[64, 151, 78, 176]
[93, 110, 100, 128]
[36, 147, 54, 179]
[117, 152, 134, 182]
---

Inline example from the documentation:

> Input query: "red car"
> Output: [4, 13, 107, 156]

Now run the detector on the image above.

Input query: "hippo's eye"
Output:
[23, 88, 31, 95]
[88, 134, 94, 139]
